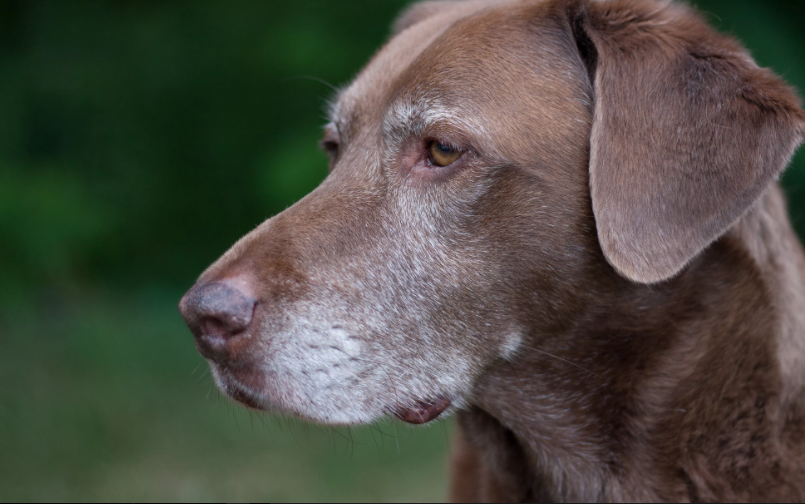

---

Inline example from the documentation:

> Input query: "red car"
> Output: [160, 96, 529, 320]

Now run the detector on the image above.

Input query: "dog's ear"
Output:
[392, 1, 464, 35]
[566, 0, 805, 284]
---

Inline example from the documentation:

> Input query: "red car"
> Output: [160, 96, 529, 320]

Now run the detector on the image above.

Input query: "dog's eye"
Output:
[428, 141, 463, 167]
[320, 138, 341, 171]
[322, 140, 340, 160]
[320, 123, 341, 169]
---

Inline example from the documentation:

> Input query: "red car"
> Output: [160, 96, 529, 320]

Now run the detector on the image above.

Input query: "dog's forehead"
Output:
[333, 0, 591, 164]
[333, 1, 518, 128]
[332, 14, 453, 128]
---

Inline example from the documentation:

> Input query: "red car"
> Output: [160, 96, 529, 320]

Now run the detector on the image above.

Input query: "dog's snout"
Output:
[180, 281, 257, 359]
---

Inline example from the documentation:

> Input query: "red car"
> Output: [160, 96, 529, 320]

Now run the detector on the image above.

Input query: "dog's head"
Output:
[180, 0, 804, 425]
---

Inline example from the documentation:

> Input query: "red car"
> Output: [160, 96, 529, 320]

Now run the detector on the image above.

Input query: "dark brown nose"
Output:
[179, 281, 257, 360]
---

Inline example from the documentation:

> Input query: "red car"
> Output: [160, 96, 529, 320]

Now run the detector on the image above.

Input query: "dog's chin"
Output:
[208, 363, 457, 426]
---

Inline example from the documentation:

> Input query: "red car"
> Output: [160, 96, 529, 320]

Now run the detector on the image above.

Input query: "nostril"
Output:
[179, 281, 257, 343]
[202, 316, 242, 340]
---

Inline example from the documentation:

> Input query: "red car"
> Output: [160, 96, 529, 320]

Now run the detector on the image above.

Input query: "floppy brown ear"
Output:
[568, 0, 805, 284]
[392, 0, 465, 35]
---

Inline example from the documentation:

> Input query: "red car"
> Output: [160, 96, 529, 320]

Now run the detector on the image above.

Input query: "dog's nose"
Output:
[179, 281, 257, 360]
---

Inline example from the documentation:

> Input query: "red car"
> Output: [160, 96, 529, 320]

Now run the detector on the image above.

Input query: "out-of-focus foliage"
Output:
[0, 0, 803, 501]
[0, 0, 416, 299]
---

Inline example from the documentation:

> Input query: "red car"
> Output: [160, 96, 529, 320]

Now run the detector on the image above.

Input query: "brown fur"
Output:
[180, 0, 805, 501]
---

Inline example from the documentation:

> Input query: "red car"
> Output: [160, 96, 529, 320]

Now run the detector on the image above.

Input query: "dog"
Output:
[179, 0, 805, 501]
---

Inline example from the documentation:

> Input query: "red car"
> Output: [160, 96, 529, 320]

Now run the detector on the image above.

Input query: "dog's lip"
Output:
[393, 397, 452, 425]
[227, 384, 266, 411]
[214, 364, 269, 411]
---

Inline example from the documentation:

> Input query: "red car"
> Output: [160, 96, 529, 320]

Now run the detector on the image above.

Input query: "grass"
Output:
[0, 285, 451, 502]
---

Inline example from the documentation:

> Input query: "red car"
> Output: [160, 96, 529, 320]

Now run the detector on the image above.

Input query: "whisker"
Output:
[196, 368, 211, 383]
[190, 361, 203, 377]
[283, 74, 339, 93]
[347, 426, 356, 458]
[518, 344, 603, 379]
[503, 360, 526, 394]
[368, 424, 381, 452]
[392, 419, 400, 453]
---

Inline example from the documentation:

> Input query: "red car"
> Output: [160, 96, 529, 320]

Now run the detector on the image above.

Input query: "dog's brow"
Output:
[327, 96, 359, 141]
[321, 122, 339, 141]
[383, 97, 488, 143]
[327, 108, 342, 132]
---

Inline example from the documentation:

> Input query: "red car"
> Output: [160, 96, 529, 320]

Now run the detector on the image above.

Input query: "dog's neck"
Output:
[460, 187, 805, 502]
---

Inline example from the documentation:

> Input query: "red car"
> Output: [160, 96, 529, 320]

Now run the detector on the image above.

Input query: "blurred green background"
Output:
[0, 1, 803, 502]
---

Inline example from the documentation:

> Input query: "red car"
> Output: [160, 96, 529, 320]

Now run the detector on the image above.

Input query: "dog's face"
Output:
[182, 1, 596, 425]
[180, 0, 804, 425]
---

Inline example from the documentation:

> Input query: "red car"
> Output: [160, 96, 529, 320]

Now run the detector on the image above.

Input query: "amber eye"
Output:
[428, 141, 463, 167]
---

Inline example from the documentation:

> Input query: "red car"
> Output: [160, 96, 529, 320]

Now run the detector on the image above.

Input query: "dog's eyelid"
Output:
[322, 121, 341, 141]
[421, 120, 477, 147]
[322, 121, 340, 138]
